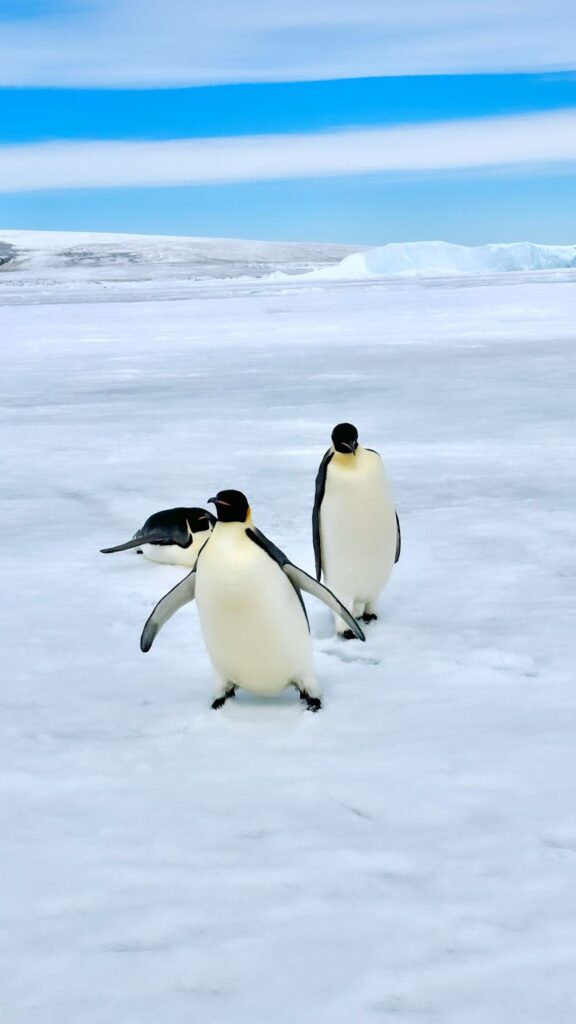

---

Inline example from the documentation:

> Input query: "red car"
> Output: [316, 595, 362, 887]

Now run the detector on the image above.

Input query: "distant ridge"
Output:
[0, 229, 364, 275]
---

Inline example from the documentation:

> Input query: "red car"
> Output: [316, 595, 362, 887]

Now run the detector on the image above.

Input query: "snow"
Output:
[306, 240, 576, 280]
[1, 232, 576, 1023]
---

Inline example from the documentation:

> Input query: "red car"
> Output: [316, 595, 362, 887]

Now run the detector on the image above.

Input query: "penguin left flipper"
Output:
[312, 449, 333, 581]
[284, 564, 366, 641]
[247, 527, 365, 642]
[140, 570, 196, 652]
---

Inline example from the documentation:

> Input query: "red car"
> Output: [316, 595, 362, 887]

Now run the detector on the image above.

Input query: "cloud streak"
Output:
[1, 110, 575, 193]
[0, 0, 574, 86]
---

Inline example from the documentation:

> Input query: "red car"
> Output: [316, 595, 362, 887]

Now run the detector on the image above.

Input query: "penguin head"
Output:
[188, 507, 217, 532]
[208, 489, 251, 523]
[331, 422, 359, 455]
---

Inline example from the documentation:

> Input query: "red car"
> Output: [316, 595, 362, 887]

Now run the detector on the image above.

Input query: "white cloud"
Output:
[0, 110, 574, 192]
[0, 0, 574, 86]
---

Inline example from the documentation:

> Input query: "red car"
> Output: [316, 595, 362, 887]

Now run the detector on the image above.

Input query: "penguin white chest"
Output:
[195, 525, 313, 695]
[320, 448, 397, 601]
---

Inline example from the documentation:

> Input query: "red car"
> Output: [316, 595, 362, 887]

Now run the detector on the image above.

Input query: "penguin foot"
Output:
[340, 629, 358, 641]
[211, 687, 236, 710]
[361, 612, 378, 623]
[297, 688, 322, 712]
[136, 549, 143, 554]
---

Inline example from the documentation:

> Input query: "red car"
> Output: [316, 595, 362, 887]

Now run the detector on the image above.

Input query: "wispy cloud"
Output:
[0, 0, 574, 86]
[0, 110, 574, 193]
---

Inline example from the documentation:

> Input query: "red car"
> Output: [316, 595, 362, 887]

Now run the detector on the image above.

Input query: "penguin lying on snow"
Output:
[101, 507, 215, 567]
[313, 423, 400, 638]
[141, 489, 365, 711]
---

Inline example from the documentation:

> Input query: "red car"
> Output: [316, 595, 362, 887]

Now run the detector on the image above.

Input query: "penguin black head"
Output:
[187, 507, 217, 532]
[331, 422, 359, 455]
[208, 489, 251, 523]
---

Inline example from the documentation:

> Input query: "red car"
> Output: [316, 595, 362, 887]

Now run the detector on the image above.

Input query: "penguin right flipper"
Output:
[140, 571, 196, 652]
[312, 450, 333, 581]
[101, 533, 170, 554]
[395, 511, 401, 563]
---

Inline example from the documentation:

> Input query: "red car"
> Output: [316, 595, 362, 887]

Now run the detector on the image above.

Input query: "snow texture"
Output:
[307, 239, 576, 280]
[1, 231, 576, 1024]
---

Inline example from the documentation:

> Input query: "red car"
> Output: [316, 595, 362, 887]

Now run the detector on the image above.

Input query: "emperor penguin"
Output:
[100, 507, 215, 568]
[140, 489, 365, 711]
[313, 423, 400, 638]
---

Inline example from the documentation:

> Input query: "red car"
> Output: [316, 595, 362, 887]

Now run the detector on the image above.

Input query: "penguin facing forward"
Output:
[140, 489, 365, 711]
[101, 507, 216, 568]
[313, 423, 400, 638]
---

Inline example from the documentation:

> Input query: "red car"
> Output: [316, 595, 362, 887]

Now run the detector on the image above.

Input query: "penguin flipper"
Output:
[101, 533, 163, 554]
[312, 450, 333, 581]
[283, 564, 366, 642]
[140, 570, 196, 652]
[395, 511, 401, 563]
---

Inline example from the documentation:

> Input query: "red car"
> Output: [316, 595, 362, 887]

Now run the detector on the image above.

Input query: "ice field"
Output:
[1, 233, 576, 1023]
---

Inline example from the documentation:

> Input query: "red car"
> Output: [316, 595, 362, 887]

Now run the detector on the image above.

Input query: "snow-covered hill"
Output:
[311, 240, 576, 279]
[0, 229, 367, 305]
[0, 229, 362, 276]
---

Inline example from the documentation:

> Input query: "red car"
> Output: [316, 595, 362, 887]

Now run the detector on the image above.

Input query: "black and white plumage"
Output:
[313, 423, 400, 636]
[100, 506, 215, 567]
[141, 489, 365, 710]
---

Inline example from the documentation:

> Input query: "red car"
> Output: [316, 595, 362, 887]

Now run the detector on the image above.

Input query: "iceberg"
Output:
[312, 240, 576, 280]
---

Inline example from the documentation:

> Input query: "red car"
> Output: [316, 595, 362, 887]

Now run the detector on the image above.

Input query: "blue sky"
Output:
[0, 0, 575, 243]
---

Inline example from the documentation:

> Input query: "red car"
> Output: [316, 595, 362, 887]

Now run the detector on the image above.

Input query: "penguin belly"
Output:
[320, 448, 397, 603]
[140, 531, 210, 567]
[196, 529, 314, 696]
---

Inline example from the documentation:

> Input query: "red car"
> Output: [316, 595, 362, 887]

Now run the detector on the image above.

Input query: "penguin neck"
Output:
[214, 510, 253, 537]
[332, 445, 364, 468]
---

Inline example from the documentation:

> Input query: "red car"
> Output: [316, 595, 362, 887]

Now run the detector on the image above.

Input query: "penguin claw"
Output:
[340, 629, 358, 641]
[361, 612, 378, 623]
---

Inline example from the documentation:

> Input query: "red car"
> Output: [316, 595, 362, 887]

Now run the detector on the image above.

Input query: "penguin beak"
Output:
[208, 497, 230, 507]
[342, 442, 357, 456]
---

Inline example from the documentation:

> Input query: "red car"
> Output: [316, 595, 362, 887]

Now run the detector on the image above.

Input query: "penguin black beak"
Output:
[208, 497, 231, 507]
[342, 442, 357, 456]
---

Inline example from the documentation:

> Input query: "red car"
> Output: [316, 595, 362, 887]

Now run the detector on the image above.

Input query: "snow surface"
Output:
[307, 240, 576, 280]
[1, 233, 576, 1024]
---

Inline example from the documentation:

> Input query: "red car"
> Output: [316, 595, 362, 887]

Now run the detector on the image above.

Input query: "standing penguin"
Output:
[140, 489, 365, 710]
[313, 423, 400, 638]
[100, 507, 215, 567]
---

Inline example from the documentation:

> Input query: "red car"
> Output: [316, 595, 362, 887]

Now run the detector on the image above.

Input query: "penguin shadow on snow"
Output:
[310, 607, 382, 666]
